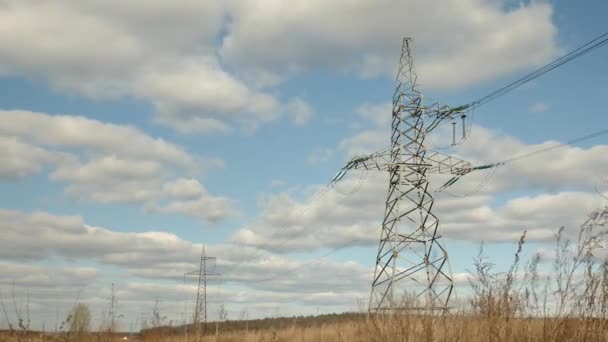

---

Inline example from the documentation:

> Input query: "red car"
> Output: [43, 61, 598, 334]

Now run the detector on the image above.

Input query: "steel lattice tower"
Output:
[370, 38, 452, 312]
[185, 246, 219, 340]
[332, 38, 474, 312]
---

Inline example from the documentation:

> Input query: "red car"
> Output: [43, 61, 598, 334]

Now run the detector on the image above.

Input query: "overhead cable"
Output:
[468, 32, 608, 110]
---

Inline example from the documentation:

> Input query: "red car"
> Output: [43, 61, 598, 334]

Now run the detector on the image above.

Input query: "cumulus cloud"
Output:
[221, 0, 559, 88]
[0, 262, 100, 290]
[0, 136, 75, 180]
[0, 110, 233, 222]
[0, 209, 198, 262]
[338, 103, 391, 156]
[0, 209, 360, 291]
[0, 1, 558, 133]
[232, 181, 604, 253]
[0, 1, 307, 133]
[0, 208, 374, 325]
[158, 187, 238, 222]
[162, 178, 205, 200]
[0, 110, 198, 170]
[0, 205, 498, 328]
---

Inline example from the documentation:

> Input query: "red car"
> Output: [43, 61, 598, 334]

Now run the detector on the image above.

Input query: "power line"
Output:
[440, 127, 608, 197]
[443, 165, 498, 198]
[498, 128, 608, 165]
[409, 31, 608, 149]
[467, 31, 608, 110]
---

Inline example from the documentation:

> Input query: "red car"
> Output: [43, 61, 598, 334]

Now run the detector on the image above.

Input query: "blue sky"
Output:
[0, 0, 607, 331]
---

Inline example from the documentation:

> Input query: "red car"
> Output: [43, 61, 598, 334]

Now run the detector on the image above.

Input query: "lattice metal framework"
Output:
[333, 38, 474, 313]
[185, 246, 219, 339]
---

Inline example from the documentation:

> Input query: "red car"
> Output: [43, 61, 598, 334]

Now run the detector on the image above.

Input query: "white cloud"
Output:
[0, 208, 373, 325]
[0, 209, 200, 263]
[158, 190, 238, 223]
[162, 178, 204, 200]
[231, 177, 381, 253]
[0, 262, 100, 289]
[0, 1, 558, 133]
[0, 208, 345, 287]
[337, 103, 391, 156]
[232, 171, 606, 253]
[0, 110, 233, 222]
[0, 1, 295, 133]
[450, 127, 608, 192]
[221, 0, 559, 89]
[436, 192, 605, 242]
[357, 103, 392, 127]
[0, 136, 75, 180]
[139, 58, 282, 134]
[51, 157, 161, 186]
[0, 110, 197, 170]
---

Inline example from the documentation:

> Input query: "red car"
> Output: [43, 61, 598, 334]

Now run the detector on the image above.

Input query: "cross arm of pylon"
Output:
[425, 150, 474, 175]
[424, 103, 471, 133]
[330, 148, 391, 183]
[331, 148, 475, 184]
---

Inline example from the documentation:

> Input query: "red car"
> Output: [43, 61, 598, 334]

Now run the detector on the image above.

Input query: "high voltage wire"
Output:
[429, 31, 608, 150]
[404, 31, 608, 148]
[443, 127, 608, 198]
[498, 128, 608, 165]
[467, 31, 608, 111]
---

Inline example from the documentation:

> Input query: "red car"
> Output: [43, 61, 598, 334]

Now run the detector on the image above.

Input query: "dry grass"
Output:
[2, 208, 608, 342]
[3, 315, 608, 342]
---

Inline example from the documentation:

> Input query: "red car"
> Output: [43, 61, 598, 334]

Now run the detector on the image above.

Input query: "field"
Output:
[2, 314, 608, 342]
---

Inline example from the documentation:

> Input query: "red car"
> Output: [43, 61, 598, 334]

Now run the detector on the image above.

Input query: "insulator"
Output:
[461, 114, 467, 139]
[451, 121, 456, 146]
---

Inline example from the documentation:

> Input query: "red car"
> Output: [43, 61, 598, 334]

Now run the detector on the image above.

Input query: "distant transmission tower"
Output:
[185, 246, 220, 339]
[333, 38, 474, 312]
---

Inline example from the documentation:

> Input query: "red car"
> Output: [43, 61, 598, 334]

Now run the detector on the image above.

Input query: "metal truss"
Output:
[332, 38, 472, 313]
[332, 149, 473, 180]
[185, 246, 220, 339]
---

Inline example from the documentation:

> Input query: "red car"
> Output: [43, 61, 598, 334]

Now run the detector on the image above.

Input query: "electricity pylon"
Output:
[332, 38, 474, 313]
[185, 246, 219, 339]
